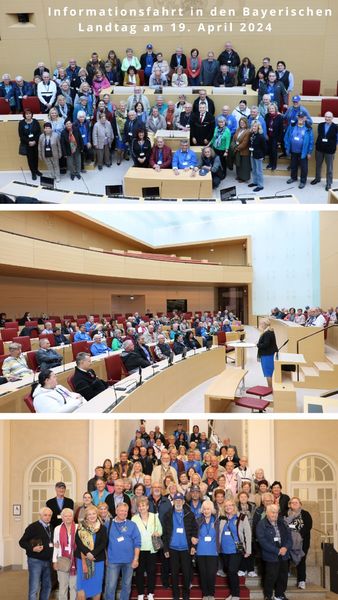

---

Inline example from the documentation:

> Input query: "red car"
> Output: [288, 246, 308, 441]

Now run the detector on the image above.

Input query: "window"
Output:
[289, 454, 336, 544]
[27, 456, 75, 522]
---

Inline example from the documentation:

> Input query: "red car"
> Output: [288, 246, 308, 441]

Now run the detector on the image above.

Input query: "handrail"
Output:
[296, 323, 338, 381]
[320, 388, 338, 398]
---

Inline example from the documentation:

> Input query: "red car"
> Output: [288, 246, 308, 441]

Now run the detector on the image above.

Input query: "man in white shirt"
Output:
[37, 72, 57, 112]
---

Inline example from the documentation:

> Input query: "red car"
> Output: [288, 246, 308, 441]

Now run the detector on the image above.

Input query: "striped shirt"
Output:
[2, 355, 32, 378]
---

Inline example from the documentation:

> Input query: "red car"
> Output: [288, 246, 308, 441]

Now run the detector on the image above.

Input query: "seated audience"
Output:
[2, 343, 32, 380]
[32, 369, 83, 412]
[72, 352, 108, 400]
[121, 339, 151, 373]
[36, 338, 63, 371]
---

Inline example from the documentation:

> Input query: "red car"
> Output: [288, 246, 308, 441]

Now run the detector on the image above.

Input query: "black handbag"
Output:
[19, 142, 28, 156]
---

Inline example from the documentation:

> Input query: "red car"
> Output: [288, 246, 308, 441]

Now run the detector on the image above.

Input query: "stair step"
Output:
[300, 366, 319, 377]
[249, 584, 327, 599]
[314, 361, 334, 371]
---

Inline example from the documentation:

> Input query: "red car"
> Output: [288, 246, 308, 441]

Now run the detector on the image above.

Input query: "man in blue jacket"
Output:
[284, 112, 314, 189]
[256, 504, 292, 600]
[172, 140, 198, 171]
[105, 502, 141, 600]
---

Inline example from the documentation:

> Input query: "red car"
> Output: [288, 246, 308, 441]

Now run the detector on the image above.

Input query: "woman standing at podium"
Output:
[256, 318, 278, 387]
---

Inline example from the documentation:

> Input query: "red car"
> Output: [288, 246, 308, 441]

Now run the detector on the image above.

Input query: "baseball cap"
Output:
[190, 485, 200, 492]
[55, 481, 66, 488]
[146, 43, 153, 49]
[298, 111, 306, 118]
[292, 95, 301, 102]
[173, 492, 185, 500]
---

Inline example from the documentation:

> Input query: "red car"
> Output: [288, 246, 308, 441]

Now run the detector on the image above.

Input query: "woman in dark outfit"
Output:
[257, 318, 278, 387]
[18, 109, 42, 180]
[286, 497, 313, 590]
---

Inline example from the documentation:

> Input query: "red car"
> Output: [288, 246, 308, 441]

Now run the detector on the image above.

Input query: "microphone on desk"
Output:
[275, 187, 295, 197]
[169, 351, 174, 366]
[80, 174, 90, 195]
[276, 338, 289, 360]
[20, 167, 28, 185]
[182, 347, 187, 360]
[136, 365, 143, 387]
[112, 383, 118, 404]
[62, 344, 66, 372]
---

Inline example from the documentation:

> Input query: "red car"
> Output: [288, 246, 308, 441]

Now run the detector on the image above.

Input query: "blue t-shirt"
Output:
[290, 125, 306, 154]
[107, 519, 141, 564]
[189, 501, 202, 519]
[185, 460, 202, 476]
[196, 517, 218, 556]
[170, 510, 188, 550]
[221, 516, 239, 554]
[90, 342, 108, 356]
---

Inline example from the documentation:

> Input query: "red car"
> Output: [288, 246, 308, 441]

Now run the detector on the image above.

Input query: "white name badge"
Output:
[28, 133, 34, 138]
[224, 531, 231, 536]
[294, 137, 300, 141]
[204, 536, 212, 542]
[49, 542, 54, 547]
[117, 536, 125, 542]
[249, 147, 253, 152]
[157, 160, 162, 165]
[322, 138, 328, 142]
[182, 161, 188, 166]
[274, 536, 279, 542]
[82, 134, 86, 138]
[65, 545, 71, 551]
[176, 528, 184, 534]
[57, 515, 62, 519]
[289, 524, 296, 529]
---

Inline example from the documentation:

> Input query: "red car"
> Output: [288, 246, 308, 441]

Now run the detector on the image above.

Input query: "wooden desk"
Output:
[124, 167, 212, 199]
[0, 115, 47, 171]
[328, 189, 338, 204]
[303, 395, 338, 413]
[204, 366, 247, 412]
[0, 353, 108, 413]
[77, 346, 226, 413]
[2, 341, 73, 363]
[269, 318, 326, 363]
[101, 85, 257, 116]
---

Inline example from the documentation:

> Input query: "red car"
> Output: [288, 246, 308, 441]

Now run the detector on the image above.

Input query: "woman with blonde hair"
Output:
[257, 318, 278, 386]
[53, 508, 78, 600]
[130, 460, 145, 488]
[196, 500, 219, 600]
[75, 506, 107, 600]
[132, 496, 163, 600]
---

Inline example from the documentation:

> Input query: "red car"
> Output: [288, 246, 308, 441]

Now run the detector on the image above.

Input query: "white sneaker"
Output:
[248, 570, 258, 577]
[148, 594, 155, 600]
[225, 595, 232, 600]
[298, 581, 306, 589]
[138, 595, 144, 600]
[217, 569, 226, 577]
[237, 570, 246, 576]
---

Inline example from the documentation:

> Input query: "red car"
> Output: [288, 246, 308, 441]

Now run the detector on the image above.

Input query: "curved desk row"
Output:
[76, 346, 226, 414]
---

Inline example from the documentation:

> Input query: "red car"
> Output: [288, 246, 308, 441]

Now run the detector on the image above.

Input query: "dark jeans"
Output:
[239, 553, 255, 573]
[197, 555, 218, 596]
[160, 548, 171, 586]
[27, 557, 52, 600]
[221, 552, 242, 596]
[290, 152, 308, 183]
[263, 558, 289, 599]
[296, 552, 308, 583]
[214, 148, 227, 177]
[170, 549, 191, 600]
[26, 146, 39, 176]
[267, 137, 278, 169]
[135, 550, 157, 594]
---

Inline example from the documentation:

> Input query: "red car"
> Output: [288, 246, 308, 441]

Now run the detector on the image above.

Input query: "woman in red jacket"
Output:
[187, 48, 202, 86]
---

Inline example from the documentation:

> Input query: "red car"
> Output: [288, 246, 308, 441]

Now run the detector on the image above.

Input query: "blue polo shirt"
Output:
[107, 519, 141, 564]
[90, 342, 108, 356]
[172, 149, 197, 170]
[290, 125, 306, 154]
[170, 510, 188, 550]
[221, 515, 239, 554]
[197, 517, 218, 556]
[74, 331, 91, 342]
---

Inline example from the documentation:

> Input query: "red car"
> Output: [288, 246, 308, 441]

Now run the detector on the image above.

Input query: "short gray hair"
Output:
[76, 352, 90, 365]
